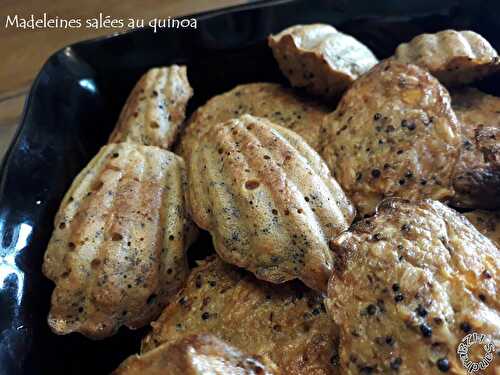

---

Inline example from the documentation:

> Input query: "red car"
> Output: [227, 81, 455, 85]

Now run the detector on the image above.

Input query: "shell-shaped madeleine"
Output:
[176, 82, 330, 161]
[42, 143, 197, 339]
[187, 114, 355, 291]
[268, 24, 378, 99]
[319, 60, 461, 217]
[394, 30, 500, 86]
[114, 334, 279, 375]
[141, 256, 339, 375]
[109, 66, 193, 149]
[326, 199, 500, 374]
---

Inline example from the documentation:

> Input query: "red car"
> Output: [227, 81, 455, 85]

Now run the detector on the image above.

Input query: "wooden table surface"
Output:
[0, 0, 252, 158]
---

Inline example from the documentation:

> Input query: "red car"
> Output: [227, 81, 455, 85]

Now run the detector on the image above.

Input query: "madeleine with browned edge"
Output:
[394, 30, 500, 86]
[142, 256, 340, 375]
[268, 24, 378, 100]
[113, 334, 279, 375]
[326, 199, 500, 374]
[42, 143, 197, 339]
[177, 82, 330, 160]
[187, 114, 355, 291]
[449, 88, 500, 209]
[319, 60, 461, 217]
[109, 66, 193, 150]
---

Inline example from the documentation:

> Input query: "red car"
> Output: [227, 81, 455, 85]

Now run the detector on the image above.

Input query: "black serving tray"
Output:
[2, 0, 500, 374]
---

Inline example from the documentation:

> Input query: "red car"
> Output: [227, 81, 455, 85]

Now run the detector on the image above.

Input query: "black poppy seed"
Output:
[482, 270, 492, 279]
[479, 294, 486, 302]
[360, 367, 374, 374]
[371, 169, 381, 178]
[195, 276, 202, 288]
[385, 336, 395, 346]
[394, 294, 404, 302]
[460, 322, 471, 333]
[437, 358, 449, 372]
[366, 304, 377, 315]
[415, 305, 428, 317]
[392, 283, 400, 292]
[312, 308, 320, 316]
[390, 357, 402, 370]
[201, 312, 210, 320]
[420, 323, 433, 337]
[374, 113, 382, 120]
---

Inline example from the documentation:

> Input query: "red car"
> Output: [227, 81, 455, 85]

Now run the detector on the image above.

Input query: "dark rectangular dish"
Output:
[2, 0, 500, 374]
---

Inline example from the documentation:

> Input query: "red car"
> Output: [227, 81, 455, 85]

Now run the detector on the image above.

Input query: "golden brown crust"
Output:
[319, 60, 461, 217]
[42, 143, 197, 339]
[394, 30, 500, 86]
[450, 88, 500, 209]
[187, 114, 355, 291]
[176, 82, 330, 160]
[268, 24, 378, 99]
[109, 66, 193, 150]
[142, 256, 340, 375]
[464, 210, 500, 248]
[113, 334, 279, 375]
[326, 199, 500, 374]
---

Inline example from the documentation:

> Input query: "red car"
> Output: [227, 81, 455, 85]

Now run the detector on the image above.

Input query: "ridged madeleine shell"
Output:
[177, 82, 330, 161]
[187, 114, 355, 291]
[268, 24, 378, 99]
[142, 256, 339, 375]
[114, 334, 279, 375]
[42, 143, 197, 339]
[109, 66, 193, 149]
[394, 29, 500, 86]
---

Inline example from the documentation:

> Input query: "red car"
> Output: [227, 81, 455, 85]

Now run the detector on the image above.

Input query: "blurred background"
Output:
[0, 0, 257, 158]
